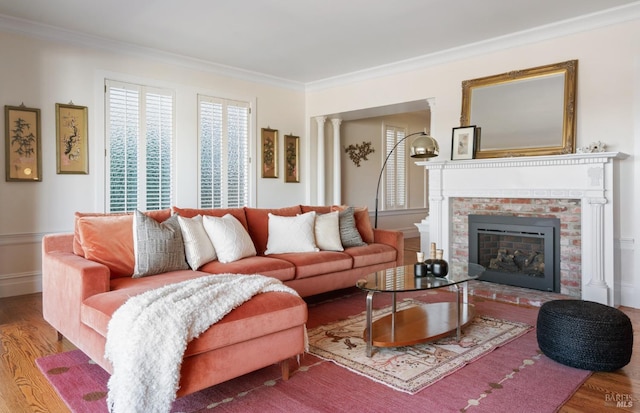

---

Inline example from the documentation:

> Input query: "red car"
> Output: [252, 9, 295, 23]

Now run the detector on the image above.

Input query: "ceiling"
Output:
[0, 0, 637, 85]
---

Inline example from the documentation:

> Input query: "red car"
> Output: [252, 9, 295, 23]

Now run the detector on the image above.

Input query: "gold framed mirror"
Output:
[460, 60, 577, 158]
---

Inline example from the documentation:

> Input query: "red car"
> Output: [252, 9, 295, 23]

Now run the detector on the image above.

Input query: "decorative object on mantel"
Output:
[261, 127, 278, 178]
[344, 141, 374, 167]
[576, 141, 607, 153]
[5, 103, 42, 182]
[284, 134, 299, 183]
[374, 132, 439, 227]
[56, 102, 89, 174]
[451, 125, 477, 160]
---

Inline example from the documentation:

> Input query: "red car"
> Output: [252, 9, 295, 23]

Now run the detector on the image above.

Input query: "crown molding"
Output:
[305, 2, 640, 91]
[0, 13, 306, 91]
[1, 2, 639, 93]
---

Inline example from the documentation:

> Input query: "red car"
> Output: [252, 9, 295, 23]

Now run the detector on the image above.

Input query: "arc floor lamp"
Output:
[374, 131, 439, 228]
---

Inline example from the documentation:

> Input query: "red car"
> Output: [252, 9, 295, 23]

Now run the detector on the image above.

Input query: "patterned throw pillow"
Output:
[132, 211, 189, 278]
[314, 211, 343, 251]
[338, 206, 367, 247]
[202, 214, 257, 263]
[264, 211, 319, 254]
[177, 215, 217, 270]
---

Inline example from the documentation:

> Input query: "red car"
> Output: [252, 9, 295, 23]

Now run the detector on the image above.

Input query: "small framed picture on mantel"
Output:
[451, 125, 477, 160]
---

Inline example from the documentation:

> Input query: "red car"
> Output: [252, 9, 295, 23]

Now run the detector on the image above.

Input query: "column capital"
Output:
[330, 118, 342, 127]
[314, 116, 327, 125]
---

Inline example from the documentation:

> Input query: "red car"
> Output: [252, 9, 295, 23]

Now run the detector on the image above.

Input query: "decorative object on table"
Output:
[261, 127, 278, 178]
[414, 251, 428, 277]
[5, 104, 41, 182]
[374, 131, 439, 227]
[424, 242, 437, 274]
[432, 249, 449, 277]
[284, 134, 299, 182]
[451, 125, 477, 160]
[56, 102, 89, 174]
[576, 141, 607, 153]
[344, 141, 374, 167]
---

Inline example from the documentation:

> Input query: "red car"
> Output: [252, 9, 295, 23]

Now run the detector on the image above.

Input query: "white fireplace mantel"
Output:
[416, 152, 628, 306]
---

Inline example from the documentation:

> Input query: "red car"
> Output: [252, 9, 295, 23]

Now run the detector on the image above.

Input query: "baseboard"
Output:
[0, 271, 42, 298]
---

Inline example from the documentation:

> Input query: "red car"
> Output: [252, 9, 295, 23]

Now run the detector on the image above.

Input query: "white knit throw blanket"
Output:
[104, 273, 302, 413]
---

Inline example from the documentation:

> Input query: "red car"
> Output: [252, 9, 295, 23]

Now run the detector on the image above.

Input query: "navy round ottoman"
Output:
[536, 300, 633, 371]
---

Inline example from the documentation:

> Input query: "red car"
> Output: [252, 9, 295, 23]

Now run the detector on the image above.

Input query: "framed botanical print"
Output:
[261, 128, 278, 178]
[5, 105, 42, 181]
[56, 103, 89, 174]
[284, 134, 299, 183]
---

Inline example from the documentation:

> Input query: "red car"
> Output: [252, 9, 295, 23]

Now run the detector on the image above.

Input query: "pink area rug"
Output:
[36, 289, 591, 412]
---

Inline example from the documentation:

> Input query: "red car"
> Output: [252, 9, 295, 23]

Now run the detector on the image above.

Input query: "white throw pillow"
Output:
[177, 215, 217, 270]
[314, 211, 344, 251]
[265, 211, 319, 255]
[202, 214, 257, 263]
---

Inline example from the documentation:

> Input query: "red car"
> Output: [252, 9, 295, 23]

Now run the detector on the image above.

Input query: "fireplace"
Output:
[416, 152, 627, 306]
[468, 215, 560, 293]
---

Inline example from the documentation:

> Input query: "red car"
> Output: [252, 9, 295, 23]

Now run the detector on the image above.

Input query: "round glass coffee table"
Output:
[356, 263, 484, 357]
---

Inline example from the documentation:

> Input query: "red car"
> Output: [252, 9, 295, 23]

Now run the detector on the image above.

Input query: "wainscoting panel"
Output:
[0, 233, 46, 298]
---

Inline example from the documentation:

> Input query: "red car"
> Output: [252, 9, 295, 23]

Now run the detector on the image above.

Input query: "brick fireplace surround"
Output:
[417, 152, 627, 306]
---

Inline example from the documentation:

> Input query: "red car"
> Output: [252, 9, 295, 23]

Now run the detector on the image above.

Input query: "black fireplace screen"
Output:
[468, 215, 560, 292]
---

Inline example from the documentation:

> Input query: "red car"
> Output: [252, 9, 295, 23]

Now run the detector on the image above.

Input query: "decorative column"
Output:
[582, 197, 609, 304]
[314, 116, 326, 205]
[331, 118, 342, 204]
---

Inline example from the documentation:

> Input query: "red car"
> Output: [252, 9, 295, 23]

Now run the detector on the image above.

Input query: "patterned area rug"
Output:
[35, 290, 593, 412]
[307, 299, 532, 394]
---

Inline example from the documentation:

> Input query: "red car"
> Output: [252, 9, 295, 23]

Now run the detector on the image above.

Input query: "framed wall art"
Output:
[56, 103, 89, 174]
[451, 125, 477, 160]
[284, 134, 299, 183]
[5, 104, 42, 181]
[261, 127, 278, 178]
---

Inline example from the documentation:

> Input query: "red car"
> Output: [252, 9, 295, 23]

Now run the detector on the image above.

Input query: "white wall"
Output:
[0, 30, 306, 297]
[306, 20, 640, 307]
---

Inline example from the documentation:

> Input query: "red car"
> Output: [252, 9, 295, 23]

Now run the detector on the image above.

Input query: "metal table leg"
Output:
[366, 291, 374, 357]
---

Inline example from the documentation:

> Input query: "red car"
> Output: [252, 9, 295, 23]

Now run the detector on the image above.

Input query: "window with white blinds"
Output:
[106, 80, 175, 213]
[384, 126, 407, 210]
[198, 95, 250, 208]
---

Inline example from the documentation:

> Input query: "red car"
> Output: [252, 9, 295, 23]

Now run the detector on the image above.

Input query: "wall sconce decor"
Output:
[345, 141, 375, 167]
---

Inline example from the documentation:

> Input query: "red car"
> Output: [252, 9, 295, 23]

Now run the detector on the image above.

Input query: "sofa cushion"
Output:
[73, 209, 171, 258]
[172, 206, 248, 229]
[132, 211, 189, 278]
[343, 243, 397, 268]
[178, 215, 217, 270]
[203, 214, 256, 263]
[199, 256, 296, 282]
[300, 205, 333, 214]
[265, 211, 319, 255]
[337, 206, 366, 247]
[313, 211, 343, 251]
[244, 206, 302, 255]
[267, 251, 352, 279]
[81, 272, 307, 355]
[77, 215, 136, 278]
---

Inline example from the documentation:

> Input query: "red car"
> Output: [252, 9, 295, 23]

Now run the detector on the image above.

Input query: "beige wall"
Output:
[0, 30, 306, 297]
[306, 20, 640, 307]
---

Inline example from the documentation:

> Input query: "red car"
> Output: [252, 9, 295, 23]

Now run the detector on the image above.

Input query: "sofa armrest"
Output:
[42, 234, 111, 344]
[373, 229, 404, 267]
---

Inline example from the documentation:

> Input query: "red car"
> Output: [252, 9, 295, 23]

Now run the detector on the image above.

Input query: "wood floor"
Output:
[1, 239, 638, 412]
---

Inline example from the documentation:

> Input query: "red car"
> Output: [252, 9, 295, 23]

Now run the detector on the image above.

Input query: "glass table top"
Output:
[356, 262, 484, 293]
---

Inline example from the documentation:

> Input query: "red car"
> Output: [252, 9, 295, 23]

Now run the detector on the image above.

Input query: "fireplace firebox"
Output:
[468, 215, 561, 292]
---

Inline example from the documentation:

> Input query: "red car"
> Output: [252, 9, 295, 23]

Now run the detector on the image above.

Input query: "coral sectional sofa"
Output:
[42, 205, 403, 399]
